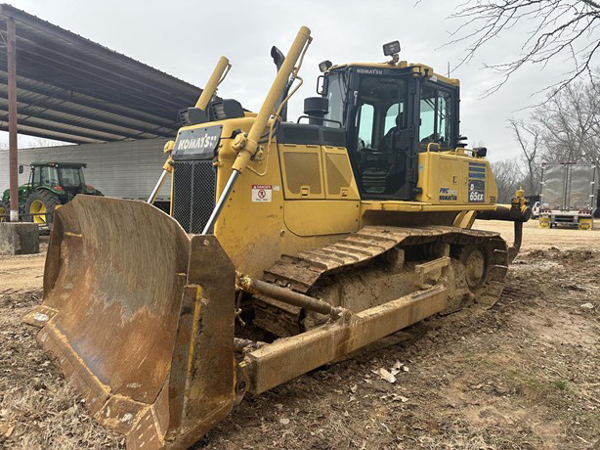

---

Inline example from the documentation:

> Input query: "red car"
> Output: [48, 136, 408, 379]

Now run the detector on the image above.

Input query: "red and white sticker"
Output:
[252, 184, 272, 202]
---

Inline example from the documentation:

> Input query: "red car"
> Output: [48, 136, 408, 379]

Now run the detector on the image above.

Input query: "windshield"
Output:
[354, 76, 407, 150]
[35, 166, 60, 186]
[59, 167, 84, 187]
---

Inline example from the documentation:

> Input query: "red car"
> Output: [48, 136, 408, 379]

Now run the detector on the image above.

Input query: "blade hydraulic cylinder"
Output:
[147, 57, 230, 205]
[201, 26, 311, 235]
[195, 56, 230, 110]
[238, 275, 344, 317]
[202, 170, 239, 234]
[146, 168, 168, 204]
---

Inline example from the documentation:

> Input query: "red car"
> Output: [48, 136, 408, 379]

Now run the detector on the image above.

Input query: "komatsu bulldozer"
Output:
[24, 26, 530, 449]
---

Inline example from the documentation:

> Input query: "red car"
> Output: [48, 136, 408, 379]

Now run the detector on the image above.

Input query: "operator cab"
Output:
[311, 42, 460, 201]
[26, 162, 88, 193]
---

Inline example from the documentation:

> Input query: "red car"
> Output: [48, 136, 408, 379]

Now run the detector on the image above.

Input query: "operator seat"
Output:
[377, 113, 408, 194]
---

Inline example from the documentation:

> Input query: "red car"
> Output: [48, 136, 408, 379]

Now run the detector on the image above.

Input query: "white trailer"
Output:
[539, 162, 598, 230]
[0, 138, 171, 209]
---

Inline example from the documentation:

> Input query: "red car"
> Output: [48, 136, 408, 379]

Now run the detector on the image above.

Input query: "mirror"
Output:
[316, 75, 325, 96]
[18, 164, 23, 174]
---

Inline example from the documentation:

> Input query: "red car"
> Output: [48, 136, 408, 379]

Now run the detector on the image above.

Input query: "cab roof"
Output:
[328, 61, 460, 87]
[31, 161, 87, 168]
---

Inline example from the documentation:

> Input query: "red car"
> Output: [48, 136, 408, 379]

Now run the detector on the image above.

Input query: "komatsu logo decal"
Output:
[172, 125, 222, 161]
[356, 68, 383, 75]
[176, 132, 219, 151]
[439, 187, 457, 201]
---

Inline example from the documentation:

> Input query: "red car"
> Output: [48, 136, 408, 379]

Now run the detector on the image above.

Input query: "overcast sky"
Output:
[5, 0, 586, 161]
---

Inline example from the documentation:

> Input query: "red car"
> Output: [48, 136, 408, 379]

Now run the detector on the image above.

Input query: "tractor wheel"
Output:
[0, 201, 8, 222]
[25, 190, 61, 225]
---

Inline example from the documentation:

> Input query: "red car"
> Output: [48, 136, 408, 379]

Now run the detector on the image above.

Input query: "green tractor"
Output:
[0, 162, 102, 224]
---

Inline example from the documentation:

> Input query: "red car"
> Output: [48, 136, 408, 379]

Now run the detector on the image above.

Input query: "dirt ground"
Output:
[1, 221, 599, 449]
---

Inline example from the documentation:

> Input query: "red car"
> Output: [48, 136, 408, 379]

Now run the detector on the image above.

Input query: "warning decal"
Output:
[252, 184, 272, 202]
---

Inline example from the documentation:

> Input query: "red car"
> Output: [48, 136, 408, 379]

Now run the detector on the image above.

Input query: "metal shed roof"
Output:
[0, 4, 203, 144]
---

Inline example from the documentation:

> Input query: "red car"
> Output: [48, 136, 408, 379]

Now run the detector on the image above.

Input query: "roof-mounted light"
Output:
[318, 60, 332, 73]
[383, 40, 401, 57]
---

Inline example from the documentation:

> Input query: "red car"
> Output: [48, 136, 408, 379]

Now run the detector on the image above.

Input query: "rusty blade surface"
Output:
[24, 196, 238, 449]
[41, 196, 191, 405]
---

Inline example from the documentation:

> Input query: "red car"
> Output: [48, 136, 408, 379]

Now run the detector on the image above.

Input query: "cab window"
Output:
[419, 87, 435, 143]
[41, 166, 59, 185]
[419, 86, 453, 148]
[325, 74, 345, 126]
[32, 167, 41, 186]
[354, 76, 407, 149]
[384, 103, 405, 134]
[59, 167, 83, 187]
[357, 103, 374, 148]
[437, 91, 452, 145]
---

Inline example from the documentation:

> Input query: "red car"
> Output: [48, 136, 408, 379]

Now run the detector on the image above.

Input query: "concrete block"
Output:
[0, 222, 40, 255]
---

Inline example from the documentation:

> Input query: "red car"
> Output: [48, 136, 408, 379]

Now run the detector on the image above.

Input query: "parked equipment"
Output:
[538, 162, 598, 230]
[1, 162, 102, 224]
[24, 27, 529, 449]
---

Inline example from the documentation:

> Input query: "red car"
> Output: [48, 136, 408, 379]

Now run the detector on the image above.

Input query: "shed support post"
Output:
[7, 16, 18, 222]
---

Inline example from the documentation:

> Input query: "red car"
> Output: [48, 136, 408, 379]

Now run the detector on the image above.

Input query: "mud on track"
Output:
[1, 224, 599, 449]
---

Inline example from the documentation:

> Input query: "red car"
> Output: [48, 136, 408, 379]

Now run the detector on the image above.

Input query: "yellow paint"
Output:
[284, 200, 360, 237]
[538, 217, 551, 228]
[188, 285, 203, 374]
[278, 144, 326, 199]
[328, 62, 460, 86]
[578, 217, 593, 230]
[415, 151, 498, 206]
[231, 27, 311, 174]
[30, 199, 47, 224]
[453, 210, 477, 228]
[173, 117, 500, 278]
[195, 56, 231, 110]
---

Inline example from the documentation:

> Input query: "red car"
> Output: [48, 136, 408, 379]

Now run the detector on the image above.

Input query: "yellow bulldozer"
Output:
[24, 26, 530, 449]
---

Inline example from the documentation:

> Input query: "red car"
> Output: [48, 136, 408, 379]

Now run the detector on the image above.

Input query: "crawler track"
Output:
[254, 226, 509, 336]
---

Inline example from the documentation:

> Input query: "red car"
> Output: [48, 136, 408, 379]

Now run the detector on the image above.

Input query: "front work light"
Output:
[383, 40, 401, 57]
[318, 60, 333, 73]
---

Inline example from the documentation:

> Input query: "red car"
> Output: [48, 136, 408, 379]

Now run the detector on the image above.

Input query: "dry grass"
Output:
[1, 383, 123, 449]
[1, 234, 599, 449]
[0, 290, 123, 450]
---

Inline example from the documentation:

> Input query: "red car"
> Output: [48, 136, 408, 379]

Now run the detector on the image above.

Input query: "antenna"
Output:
[447, 61, 451, 77]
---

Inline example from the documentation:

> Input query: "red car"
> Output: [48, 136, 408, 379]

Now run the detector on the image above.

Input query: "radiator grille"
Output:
[172, 160, 216, 234]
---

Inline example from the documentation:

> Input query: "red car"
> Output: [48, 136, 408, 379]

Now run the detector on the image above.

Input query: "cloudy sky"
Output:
[5, 0, 583, 161]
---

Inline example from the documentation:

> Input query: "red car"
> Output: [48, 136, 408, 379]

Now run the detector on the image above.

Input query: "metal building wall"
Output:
[0, 138, 171, 201]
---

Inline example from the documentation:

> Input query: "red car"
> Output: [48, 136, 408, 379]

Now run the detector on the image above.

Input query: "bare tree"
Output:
[491, 157, 526, 202]
[533, 78, 600, 163]
[448, 0, 600, 96]
[508, 118, 541, 194]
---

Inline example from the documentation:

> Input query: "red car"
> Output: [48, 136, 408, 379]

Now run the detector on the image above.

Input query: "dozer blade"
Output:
[23, 196, 236, 450]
